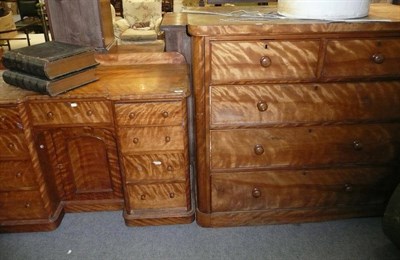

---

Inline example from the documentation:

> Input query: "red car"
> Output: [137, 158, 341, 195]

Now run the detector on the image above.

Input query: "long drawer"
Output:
[210, 40, 320, 84]
[210, 82, 400, 126]
[28, 100, 112, 125]
[323, 38, 400, 78]
[0, 190, 48, 220]
[123, 153, 187, 182]
[118, 126, 185, 153]
[125, 182, 188, 210]
[210, 124, 400, 170]
[211, 167, 399, 212]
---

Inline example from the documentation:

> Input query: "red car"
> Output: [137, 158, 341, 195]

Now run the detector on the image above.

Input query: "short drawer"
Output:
[323, 38, 400, 78]
[28, 100, 112, 125]
[210, 82, 400, 126]
[0, 161, 37, 191]
[0, 132, 29, 158]
[123, 153, 187, 182]
[0, 106, 23, 130]
[210, 124, 400, 170]
[118, 126, 185, 153]
[115, 102, 184, 126]
[211, 167, 399, 212]
[126, 182, 188, 210]
[210, 40, 320, 84]
[0, 190, 48, 220]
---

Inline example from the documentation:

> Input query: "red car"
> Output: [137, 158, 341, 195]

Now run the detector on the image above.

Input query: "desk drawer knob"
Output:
[254, 144, 264, 155]
[344, 184, 353, 192]
[165, 136, 171, 143]
[371, 53, 385, 64]
[169, 192, 175, 198]
[260, 56, 272, 67]
[16, 172, 22, 178]
[252, 188, 261, 198]
[7, 143, 15, 149]
[353, 140, 363, 151]
[161, 111, 169, 118]
[257, 101, 268, 112]
[47, 112, 54, 120]
[167, 165, 173, 171]
[86, 110, 93, 116]
[0, 116, 5, 122]
[129, 112, 135, 119]
[133, 138, 139, 144]
[25, 202, 31, 208]
[140, 194, 146, 200]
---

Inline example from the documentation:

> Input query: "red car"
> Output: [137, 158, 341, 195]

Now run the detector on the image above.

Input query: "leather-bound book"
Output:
[2, 67, 98, 96]
[1, 41, 98, 80]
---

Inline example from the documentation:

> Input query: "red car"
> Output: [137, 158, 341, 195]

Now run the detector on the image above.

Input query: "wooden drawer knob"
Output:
[86, 110, 93, 116]
[15, 172, 22, 178]
[169, 192, 175, 198]
[167, 165, 173, 171]
[257, 101, 268, 112]
[161, 111, 169, 118]
[254, 144, 264, 155]
[129, 112, 135, 119]
[7, 143, 15, 149]
[260, 56, 272, 67]
[353, 140, 363, 151]
[252, 187, 261, 198]
[344, 183, 353, 192]
[371, 53, 385, 64]
[47, 111, 54, 119]
[165, 136, 171, 143]
[25, 202, 31, 208]
[140, 194, 146, 200]
[0, 116, 5, 122]
[133, 138, 139, 144]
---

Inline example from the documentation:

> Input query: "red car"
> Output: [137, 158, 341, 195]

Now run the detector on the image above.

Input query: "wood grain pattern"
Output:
[211, 167, 399, 212]
[0, 191, 48, 220]
[211, 124, 400, 170]
[210, 40, 320, 84]
[210, 82, 400, 127]
[0, 161, 37, 191]
[0, 132, 29, 158]
[323, 38, 400, 78]
[0, 106, 23, 130]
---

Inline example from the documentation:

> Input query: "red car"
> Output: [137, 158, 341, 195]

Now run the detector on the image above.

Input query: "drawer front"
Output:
[323, 38, 400, 78]
[210, 40, 320, 84]
[211, 124, 400, 170]
[0, 190, 48, 220]
[211, 167, 399, 212]
[119, 126, 185, 153]
[0, 106, 23, 130]
[115, 102, 184, 126]
[126, 182, 188, 210]
[28, 101, 112, 125]
[0, 133, 29, 158]
[211, 82, 400, 126]
[123, 153, 187, 182]
[0, 161, 37, 191]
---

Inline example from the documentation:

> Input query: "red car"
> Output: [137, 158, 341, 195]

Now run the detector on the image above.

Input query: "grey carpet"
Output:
[0, 212, 399, 260]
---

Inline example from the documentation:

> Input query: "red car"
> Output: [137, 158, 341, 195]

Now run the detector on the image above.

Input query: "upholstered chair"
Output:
[112, 0, 164, 48]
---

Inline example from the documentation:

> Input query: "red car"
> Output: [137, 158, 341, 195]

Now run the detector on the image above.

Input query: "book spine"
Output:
[2, 70, 48, 94]
[2, 52, 48, 78]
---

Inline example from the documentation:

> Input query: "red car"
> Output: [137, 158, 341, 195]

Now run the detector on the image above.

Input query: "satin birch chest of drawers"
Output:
[187, 4, 400, 227]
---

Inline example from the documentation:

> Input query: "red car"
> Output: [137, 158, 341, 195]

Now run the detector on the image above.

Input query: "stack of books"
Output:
[1, 41, 99, 96]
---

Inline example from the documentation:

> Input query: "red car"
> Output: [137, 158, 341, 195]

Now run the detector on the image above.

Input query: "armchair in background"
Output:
[112, 0, 164, 49]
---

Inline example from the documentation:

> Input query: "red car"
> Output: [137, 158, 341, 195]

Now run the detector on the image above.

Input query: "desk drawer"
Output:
[210, 40, 319, 84]
[211, 82, 400, 126]
[126, 182, 188, 210]
[0, 132, 29, 158]
[211, 167, 398, 212]
[0, 161, 37, 191]
[123, 153, 187, 182]
[0, 190, 48, 220]
[119, 126, 185, 153]
[115, 102, 183, 126]
[210, 124, 400, 170]
[323, 38, 400, 78]
[0, 106, 23, 130]
[28, 100, 112, 125]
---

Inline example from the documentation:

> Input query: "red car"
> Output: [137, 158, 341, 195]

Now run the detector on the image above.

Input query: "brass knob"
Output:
[25, 202, 31, 208]
[129, 112, 135, 119]
[161, 111, 169, 118]
[254, 144, 264, 155]
[344, 183, 353, 192]
[257, 101, 268, 112]
[371, 53, 385, 64]
[260, 56, 272, 67]
[353, 140, 363, 151]
[47, 111, 54, 119]
[165, 136, 171, 143]
[140, 194, 146, 200]
[7, 143, 15, 149]
[167, 165, 173, 171]
[15, 172, 22, 178]
[86, 110, 93, 116]
[133, 138, 139, 144]
[252, 188, 261, 198]
[169, 192, 175, 198]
